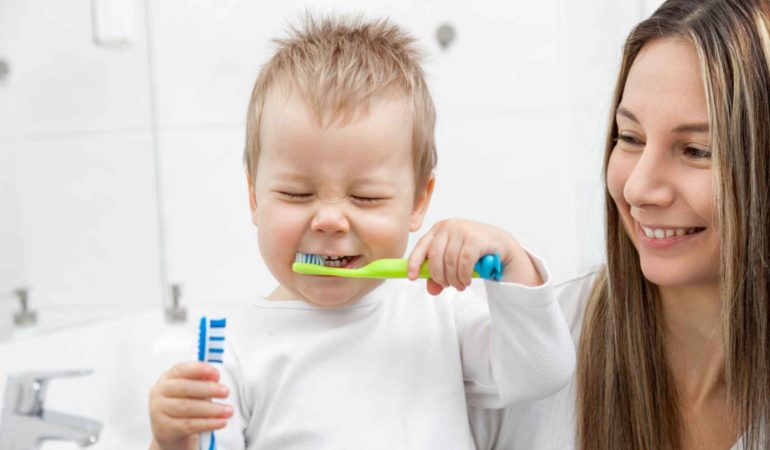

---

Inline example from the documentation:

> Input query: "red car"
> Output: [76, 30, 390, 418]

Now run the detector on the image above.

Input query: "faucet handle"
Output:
[3, 369, 93, 415]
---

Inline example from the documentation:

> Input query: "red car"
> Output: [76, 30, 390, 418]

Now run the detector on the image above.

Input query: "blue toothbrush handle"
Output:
[474, 254, 502, 281]
[199, 431, 215, 450]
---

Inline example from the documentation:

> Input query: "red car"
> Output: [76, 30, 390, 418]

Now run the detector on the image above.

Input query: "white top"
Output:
[208, 259, 576, 450]
[468, 271, 744, 450]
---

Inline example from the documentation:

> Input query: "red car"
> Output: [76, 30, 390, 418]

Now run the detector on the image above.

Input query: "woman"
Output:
[470, 0, 770, 448]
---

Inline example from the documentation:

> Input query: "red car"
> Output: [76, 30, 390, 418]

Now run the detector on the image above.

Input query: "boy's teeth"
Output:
[322, 255, 353, 267]
[295, 252, 357, 267]
[641, 225, 700, 239]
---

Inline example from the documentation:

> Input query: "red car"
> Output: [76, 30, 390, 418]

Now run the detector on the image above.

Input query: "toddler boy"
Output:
[149, 15, 574, 450]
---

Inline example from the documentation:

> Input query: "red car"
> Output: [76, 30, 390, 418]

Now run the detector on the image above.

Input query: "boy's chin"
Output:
[295, 278, 383, 308]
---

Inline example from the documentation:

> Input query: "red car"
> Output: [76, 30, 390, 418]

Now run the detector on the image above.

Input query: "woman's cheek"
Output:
[606, 150, 629, 206]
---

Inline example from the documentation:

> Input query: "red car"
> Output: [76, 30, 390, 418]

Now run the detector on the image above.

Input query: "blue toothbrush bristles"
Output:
[197, 316, 227, 450]
[198, 317, 227, 364]
[295, 252, 324, 265]
[206, 319, 226, 364]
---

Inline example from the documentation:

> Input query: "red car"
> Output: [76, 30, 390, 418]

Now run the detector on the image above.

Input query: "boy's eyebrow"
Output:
[272, 171, 396, 187]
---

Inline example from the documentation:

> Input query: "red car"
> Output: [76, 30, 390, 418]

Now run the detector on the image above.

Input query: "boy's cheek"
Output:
[352, 210, 412, 254]
[258, 211, 306, 256]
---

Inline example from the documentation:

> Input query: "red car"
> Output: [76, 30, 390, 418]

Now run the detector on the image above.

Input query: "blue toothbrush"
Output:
[197, 316, 227, 450]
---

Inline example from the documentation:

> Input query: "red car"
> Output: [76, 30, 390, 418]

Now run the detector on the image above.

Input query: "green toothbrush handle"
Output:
[292, 254, 501, 280]
[416, 258, 499, 279]
[415, 260, 482, 278]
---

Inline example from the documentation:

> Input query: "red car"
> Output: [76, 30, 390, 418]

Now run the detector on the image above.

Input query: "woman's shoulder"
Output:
[552, 268, 602, 342]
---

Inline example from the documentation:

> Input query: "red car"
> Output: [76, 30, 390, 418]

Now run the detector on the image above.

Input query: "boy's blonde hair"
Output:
[243, 14, 437, 193]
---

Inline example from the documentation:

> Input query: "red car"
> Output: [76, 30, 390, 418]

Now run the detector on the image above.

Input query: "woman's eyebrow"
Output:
[617, 106, 709, 133]
[671, 122, 709, 133]
[616, 106, 640, 124]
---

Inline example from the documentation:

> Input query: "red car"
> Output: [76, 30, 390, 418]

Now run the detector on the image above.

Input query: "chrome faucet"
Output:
[0, 369, 102, 450]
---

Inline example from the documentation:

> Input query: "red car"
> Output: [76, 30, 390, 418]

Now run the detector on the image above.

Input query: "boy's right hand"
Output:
[149, 361, 233, 450]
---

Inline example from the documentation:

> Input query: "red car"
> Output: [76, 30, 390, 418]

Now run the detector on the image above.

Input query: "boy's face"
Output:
[249, 85, 433, 308]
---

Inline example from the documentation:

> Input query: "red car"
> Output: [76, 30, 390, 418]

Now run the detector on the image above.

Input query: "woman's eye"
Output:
[683, 146, 712, 160]
[616, 133, 644, 146]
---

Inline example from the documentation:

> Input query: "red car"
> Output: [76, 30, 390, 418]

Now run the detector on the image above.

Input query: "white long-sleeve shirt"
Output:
[208, 259, 575, 450]
[468, 271, 745, 450]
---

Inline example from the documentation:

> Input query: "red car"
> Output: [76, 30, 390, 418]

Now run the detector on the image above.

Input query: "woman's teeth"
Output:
[641, 225, 702, 239]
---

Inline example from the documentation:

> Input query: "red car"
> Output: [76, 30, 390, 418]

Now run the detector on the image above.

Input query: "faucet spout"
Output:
[40, 410, 102, 445]
[1, 412, 101, 449]
[0, 370, 102, 450]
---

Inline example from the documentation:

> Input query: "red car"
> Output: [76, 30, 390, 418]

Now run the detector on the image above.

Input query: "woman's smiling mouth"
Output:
[635, 221, 706, 249]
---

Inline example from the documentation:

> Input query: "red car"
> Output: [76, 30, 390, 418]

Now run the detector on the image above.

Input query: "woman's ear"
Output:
[247, 173, 258, 227]
[409, 175, 435, 232]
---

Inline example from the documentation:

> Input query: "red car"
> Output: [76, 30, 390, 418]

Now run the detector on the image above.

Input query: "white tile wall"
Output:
[19, 132, 162, 309]
[148, 0, 421, 129]
[0, 137, 25, 296]
[1, 0, 652, 334]
[425, 110, 579, 279]
[158, 127, 271, 304]
[148, 0, 296, 129]
[415, 1, 569, 114]
[643, 0, 667, 17]
[9, 0, 152, 135]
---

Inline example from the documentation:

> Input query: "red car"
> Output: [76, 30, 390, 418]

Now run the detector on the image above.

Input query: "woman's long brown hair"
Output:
[577, 1, 770, 448]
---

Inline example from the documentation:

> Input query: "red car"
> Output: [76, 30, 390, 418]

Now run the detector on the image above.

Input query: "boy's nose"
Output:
[623, 143, 675, 209]
[310, 204, 351, 234]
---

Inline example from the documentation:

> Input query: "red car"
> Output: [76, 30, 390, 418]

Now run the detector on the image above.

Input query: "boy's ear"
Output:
[247, 173, 258, 227]
[409, 174, 435, 232]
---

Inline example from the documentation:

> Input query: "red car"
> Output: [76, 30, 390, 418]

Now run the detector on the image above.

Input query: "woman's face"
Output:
[607, 38, 719, 289]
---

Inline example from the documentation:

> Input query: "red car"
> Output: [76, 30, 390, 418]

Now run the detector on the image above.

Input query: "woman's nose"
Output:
[310, 203, 351, 234]
[622, 144, 675, 209]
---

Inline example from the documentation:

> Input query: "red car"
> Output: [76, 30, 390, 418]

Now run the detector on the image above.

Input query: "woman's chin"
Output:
[639, 257, 717, 288]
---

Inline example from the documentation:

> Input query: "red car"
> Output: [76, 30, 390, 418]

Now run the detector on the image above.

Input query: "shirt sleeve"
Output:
[454, 253, 576, 408]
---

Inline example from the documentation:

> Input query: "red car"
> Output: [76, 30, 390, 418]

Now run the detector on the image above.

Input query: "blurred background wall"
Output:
[0, 0, 665, 333]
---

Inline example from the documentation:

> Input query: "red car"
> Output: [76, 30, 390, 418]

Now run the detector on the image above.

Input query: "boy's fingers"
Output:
[163, 398, 234, 419]
[443, 232, 465, 290]
[427, 232, 449, 287]
[458, 240, 477, 287]
[408, 232, 434, 280]
[168, 361, 220, 381]
[162, 378, 229, 399]
[426, 279, 444, 296]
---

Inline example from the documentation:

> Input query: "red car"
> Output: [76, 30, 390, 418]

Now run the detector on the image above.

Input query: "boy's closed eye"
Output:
[277, 191, 313, 201]
[351, 196, 385, 205]
[275, 191, 387, 205]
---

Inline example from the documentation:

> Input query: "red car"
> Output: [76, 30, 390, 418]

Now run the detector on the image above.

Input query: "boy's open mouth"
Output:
[295, 252, 362, 269]
[320, 255, 361, 268]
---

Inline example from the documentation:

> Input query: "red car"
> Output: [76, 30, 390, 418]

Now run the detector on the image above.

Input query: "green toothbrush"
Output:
[292, 253, 502, 281]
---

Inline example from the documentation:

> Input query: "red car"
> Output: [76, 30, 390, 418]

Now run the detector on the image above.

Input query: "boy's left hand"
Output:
[407, 219, 543, 295]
